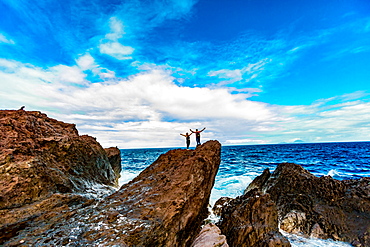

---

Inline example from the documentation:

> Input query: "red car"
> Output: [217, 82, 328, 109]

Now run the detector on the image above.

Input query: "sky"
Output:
[1, 0, 370, 148]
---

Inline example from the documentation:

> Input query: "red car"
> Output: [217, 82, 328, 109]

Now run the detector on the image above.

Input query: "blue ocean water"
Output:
[119, 142, 370, 247]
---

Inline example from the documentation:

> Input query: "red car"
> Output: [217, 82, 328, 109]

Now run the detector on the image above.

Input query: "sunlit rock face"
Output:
[245, 163, 370, 247]
[0, 110, 119, 210]
[97, 140, 222, 246]
[0, 133, 221, 246]
[217, 190, 291, 247]
[191, 223, 229, 247]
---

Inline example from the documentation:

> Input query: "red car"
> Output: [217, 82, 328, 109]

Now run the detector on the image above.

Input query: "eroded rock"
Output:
[191, 223, 229, 247]
[104, 146, 122, 185]
[217, 189, 291, 247]
[1, 139, 222, 246]
[0, 110, 120, 210]
[246, 162, 370, 246]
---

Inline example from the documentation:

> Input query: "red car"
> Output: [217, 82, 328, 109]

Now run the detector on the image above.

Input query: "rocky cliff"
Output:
[244, 163, 370, 246]
[0, 110, 222, 246]
[0, 110, 120, 211]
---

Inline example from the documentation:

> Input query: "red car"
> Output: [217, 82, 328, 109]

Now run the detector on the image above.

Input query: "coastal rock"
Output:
[212, 196, 233, 217]
[0, 110, 119, 210]
[1, 140, 222, 246]
[245, 163, 370, 246]
[217, 189, 291, 247]
[104, 146, 122, 184]
[191, 223, 229, 247]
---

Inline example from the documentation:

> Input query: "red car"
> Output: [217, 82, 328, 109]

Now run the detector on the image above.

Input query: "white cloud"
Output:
[99, 17, 134, 60]
[208, 58, 272, 86]
[1, 57, 370, 148]
[51, 65, 87, 85]
[99, 42, 134, 60]
[76, 53, 116, 79]
[0, 33, 15, 44]
[77, 54, 96, 70]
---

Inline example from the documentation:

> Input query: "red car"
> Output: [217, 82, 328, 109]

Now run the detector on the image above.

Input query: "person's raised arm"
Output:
[201, 127, 206, 132]
[190, 129, 194, 133]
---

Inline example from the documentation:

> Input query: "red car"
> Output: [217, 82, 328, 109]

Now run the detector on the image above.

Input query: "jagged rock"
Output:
[0, 140, 222, 246]
[0, 110, 120, 210]
[217, 189, 291, 247]
[212, 197, 233, 217]
[244, 168, 270, 195]
[104, 146, 122, 184]
[247, 162, 370, 246]
[191, 223, 229, 247]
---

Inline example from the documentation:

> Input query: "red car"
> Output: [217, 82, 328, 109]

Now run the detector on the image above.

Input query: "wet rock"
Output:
[0, 110, 119, 210]
[217, 189, 291, 247]
[243, 168, 270, 195]
[191, 223, 229, 247]
[247, 162, 370, 246]
[212, 197, 233, 217]
[1, 140, 222, 246]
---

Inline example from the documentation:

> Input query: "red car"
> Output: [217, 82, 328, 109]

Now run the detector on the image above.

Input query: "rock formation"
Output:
[191, 223, 229, 247]
[245, 163, 370, 247]
[0, 109, 222, 247]
[216, 190, 291, 247]
[104, 146, 122, 181]
[0, 110, 120, 210]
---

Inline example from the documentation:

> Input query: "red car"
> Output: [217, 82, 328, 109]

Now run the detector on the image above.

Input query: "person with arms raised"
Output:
[190, 127, 206, 146]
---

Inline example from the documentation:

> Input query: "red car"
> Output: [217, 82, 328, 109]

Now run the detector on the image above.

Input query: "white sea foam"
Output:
[210, 174, 253, 205]
[75, 180, 117, 199]
[327, 169, 341, 177]
[281, 231, 352, 247]
[118, 170, 140, 187]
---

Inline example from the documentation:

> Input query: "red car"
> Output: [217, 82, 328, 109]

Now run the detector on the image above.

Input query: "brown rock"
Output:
[104, 146, 122, 184]
[248, 163, 370, 246]
[217, 189, 291, 247]
[0, 110, 119, 210]
[191, 223, 229, 247]
[0, 140, 222, 246]
[212, 197, 233, 217]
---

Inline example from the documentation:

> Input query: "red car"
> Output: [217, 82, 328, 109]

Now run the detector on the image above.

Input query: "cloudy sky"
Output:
[1, 0, 370, 148]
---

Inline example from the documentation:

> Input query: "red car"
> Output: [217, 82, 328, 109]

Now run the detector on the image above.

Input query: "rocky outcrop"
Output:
[217, 189, 291, 247]
[245, 163, 370, 247]
[104, 146, 122, 181]
[191, 223, 229, 247]
[0, 110, 120, 210]
[1, 139, 221, 246]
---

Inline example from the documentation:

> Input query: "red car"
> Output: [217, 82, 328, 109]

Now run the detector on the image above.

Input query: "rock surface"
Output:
[1, 130, 221, 247]
[0, 110, 120, 210]
[217, 189, 291, 247]
[104, 146, 122, 182]
[245, 163, 370, 246]
[191, 223, 229, 247]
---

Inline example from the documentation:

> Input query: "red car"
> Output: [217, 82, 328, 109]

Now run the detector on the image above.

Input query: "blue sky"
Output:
[1, 0, 370, 148]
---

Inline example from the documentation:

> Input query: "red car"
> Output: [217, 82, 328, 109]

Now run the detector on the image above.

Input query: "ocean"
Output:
[118, 141, 370, 247]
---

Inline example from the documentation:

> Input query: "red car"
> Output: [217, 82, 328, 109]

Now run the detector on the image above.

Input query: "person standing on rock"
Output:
[190, 127, 206, 146]
[180, 132, 192, 150]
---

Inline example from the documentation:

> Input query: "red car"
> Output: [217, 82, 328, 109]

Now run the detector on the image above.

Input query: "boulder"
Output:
[0, 140, 222, 246]
[217, 189, 291, 247]
[245, 163, 370, 246]
[191, 223, 229, 247]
